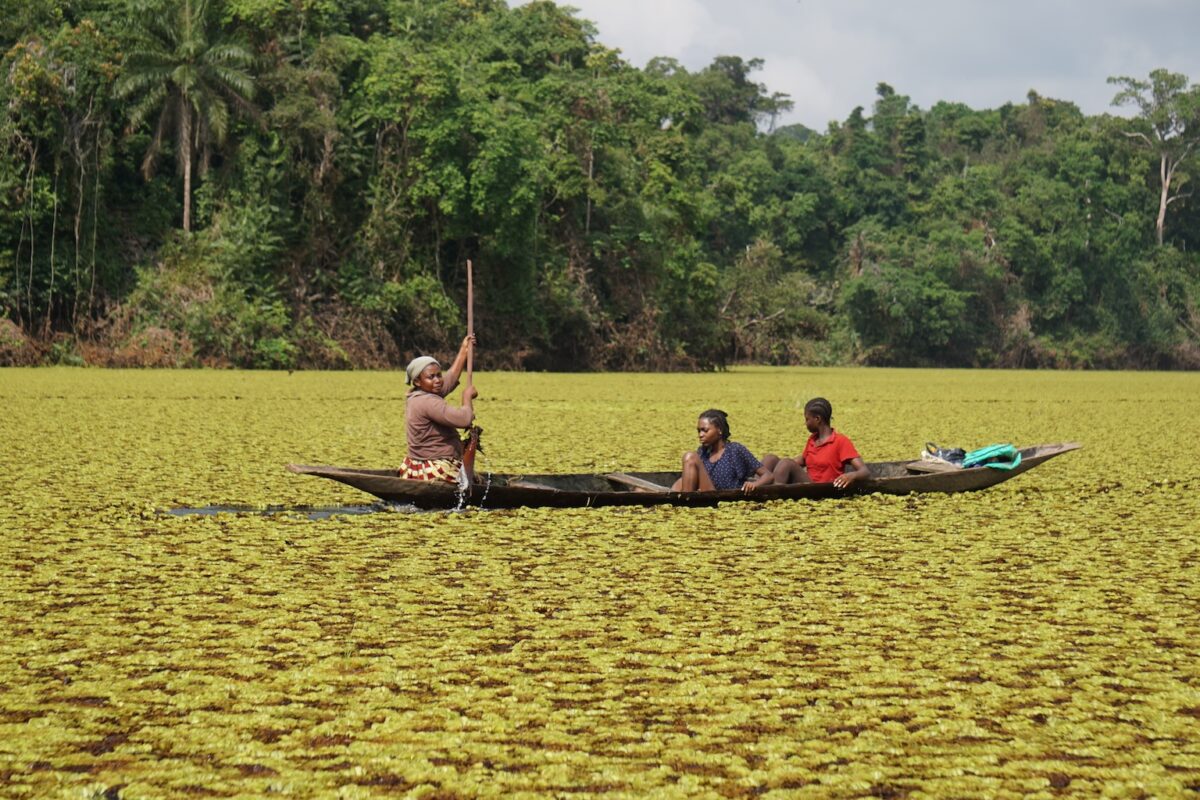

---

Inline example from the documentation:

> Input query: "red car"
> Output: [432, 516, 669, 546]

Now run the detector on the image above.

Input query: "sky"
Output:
[514, 0, 1200, 130]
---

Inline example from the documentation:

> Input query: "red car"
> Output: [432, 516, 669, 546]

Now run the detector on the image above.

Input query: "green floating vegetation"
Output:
[0, 367, 1197, 797]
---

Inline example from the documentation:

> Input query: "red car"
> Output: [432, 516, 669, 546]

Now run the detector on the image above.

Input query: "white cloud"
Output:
[755, 54, 836, 129]
[557, 0, 717, 67]
[516, 0, 1200, 129]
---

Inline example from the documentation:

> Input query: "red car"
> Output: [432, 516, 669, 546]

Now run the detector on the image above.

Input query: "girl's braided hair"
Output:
[699, 408, 731, 440]
[804, 397, 833, 424]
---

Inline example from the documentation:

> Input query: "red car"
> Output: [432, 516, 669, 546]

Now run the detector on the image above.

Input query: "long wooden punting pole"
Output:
[462, 259, 478, 484]
[466, 259, 474, 387]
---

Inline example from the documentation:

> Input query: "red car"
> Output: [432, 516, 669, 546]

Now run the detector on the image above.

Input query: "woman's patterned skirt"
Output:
[398, 456, 462, 484]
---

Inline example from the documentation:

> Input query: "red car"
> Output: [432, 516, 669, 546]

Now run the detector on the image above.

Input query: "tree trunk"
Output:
[73, 143, 85, 329]
[182, 100, 193, 232]
[23, 142, 38, 328]
[1157, 154, 1170, 247]
[45, 160, 60, 337]
[89, 142, 100, 317]
[585, 145, 594, 236]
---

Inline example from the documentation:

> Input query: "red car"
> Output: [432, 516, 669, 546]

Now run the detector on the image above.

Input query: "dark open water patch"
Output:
[165, 502, 428, 520]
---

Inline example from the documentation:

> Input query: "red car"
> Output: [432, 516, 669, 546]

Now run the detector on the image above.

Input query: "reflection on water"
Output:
[166, 502, 425, 520]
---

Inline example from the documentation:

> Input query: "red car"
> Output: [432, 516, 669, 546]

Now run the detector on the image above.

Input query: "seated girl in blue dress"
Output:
[671, 409, 774, 493]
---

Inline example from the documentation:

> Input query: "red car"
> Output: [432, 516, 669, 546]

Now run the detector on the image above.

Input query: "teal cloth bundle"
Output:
[962, 444, 1022, 470]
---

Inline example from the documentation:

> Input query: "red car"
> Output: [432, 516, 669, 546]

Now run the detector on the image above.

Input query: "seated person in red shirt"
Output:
[762, 397, 870, 489]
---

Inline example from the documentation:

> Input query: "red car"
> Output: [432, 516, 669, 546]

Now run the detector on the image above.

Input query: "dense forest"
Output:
[2, 0, 1198, 369]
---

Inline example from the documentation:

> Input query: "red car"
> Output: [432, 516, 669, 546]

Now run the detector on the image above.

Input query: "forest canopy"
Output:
[2, 0, 1198, 369]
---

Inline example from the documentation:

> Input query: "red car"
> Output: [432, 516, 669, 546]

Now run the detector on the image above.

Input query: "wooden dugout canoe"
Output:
[286, 442, 1081, 510]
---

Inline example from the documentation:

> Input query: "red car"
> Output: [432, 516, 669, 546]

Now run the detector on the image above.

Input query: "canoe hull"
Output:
[287, 443, 1080, 510]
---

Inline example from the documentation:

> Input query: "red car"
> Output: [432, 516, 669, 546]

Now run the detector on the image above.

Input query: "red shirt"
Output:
[801, 430, 860, 483]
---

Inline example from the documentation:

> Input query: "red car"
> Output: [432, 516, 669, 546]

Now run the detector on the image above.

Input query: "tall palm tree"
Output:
[115, 0, 255, 231]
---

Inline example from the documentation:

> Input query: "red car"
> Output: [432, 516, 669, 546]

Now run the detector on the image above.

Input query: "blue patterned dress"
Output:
[699, 441, 762, 490]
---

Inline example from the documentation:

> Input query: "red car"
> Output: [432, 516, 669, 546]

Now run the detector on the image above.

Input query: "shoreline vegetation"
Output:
[2, 1, 1199, 371]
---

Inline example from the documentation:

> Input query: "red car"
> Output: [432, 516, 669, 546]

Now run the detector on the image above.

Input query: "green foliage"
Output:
[113, 0, 257, 231]
[1, 3, 1197, 369]
[126, 232, 297, 368]
[0, 19, 121, 329]
[340, 265, 460, 350]
[48, 336, 85, 365]
[720, 240, 832, 365]
[839, 229, 976, 366]
[1108, 69, 1200, 246]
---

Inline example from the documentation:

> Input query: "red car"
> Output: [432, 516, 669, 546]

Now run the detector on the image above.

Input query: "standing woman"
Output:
[768, 397, 870, 489]
[672, 409, 774, 493]
[400, 335, 477, 483]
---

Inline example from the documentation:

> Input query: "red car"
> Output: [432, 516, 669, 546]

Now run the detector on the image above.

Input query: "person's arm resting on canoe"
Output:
[832, 455, 869, 489]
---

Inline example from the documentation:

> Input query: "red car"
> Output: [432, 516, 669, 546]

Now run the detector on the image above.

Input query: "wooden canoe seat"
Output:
[904, 459, 961, 474]
[604, 473, 671, 492]
[507, 478, 561, 491]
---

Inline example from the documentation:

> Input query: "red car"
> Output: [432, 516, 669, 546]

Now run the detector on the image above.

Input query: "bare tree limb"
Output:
[1178, 313, 1200, 340]
[719, 289, 737, 316]
[1120, 130, 1154, 147]
[740, 308, 787, 329]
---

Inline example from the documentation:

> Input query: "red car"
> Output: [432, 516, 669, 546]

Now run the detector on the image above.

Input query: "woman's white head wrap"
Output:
[405, 356, 439, 385]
